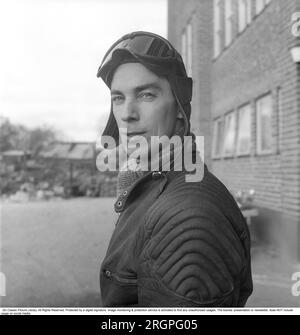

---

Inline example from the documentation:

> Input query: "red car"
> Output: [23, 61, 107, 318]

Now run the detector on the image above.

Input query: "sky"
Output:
[0, 0, 167, 141]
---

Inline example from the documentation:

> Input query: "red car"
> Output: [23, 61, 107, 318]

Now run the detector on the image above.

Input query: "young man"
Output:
[96, 31, 253, 307]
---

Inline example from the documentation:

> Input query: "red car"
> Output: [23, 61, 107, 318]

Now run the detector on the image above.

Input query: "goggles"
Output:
[97, 31, 186, 83]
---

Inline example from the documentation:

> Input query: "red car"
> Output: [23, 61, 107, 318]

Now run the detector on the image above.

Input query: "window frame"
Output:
[256, 93, 273, 155]
[238, 0, 247, 33]
[236, 103, 252, 156]
[238, 0, 252, 33]
[223, 111, 237, 158]
[186, 22, 193, 77]
[246, 0, 252, 24]
[181, 30, 187, 68]
[212, 117, 224, 159]
[181, 21, 193, 77]
[213, 0, 222, 58]
[225, 0, 234, 47]
[255, 0, 271, 16]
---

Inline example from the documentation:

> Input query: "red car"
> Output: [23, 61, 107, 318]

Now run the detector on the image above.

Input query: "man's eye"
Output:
[139, 92, 155, 100]
[111, 96, 124, 103]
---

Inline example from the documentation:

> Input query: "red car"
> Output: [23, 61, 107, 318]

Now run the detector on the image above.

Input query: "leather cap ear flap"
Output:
[101, 105, 119, 147]
[172, 76, 193, 106]
[169, 75, 192, 133]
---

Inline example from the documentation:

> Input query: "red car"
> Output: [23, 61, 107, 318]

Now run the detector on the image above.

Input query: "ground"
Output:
[0, 198, 299, 307]
[0, 198, 115, 307]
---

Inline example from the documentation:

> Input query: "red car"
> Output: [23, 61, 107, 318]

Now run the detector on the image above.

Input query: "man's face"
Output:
[110, 62, 178, 154]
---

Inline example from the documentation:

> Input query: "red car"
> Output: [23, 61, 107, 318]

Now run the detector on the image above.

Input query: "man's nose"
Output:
[121, 99, 139, 122]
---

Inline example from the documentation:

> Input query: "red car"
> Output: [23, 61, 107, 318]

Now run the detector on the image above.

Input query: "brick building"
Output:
[168, 0, 300, 260]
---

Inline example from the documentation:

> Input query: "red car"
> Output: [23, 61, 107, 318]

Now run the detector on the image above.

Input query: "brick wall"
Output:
[211, 0, 300, 219]
[168, 0, 300, 259]
[168, 0, 213, 169]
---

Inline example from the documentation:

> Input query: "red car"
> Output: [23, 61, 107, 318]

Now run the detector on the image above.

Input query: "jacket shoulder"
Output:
[138, 170, 250, 306]
[146, 168, 248, 240]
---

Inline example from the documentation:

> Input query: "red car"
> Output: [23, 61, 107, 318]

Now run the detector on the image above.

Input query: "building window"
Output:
[238, 0, 252, 32]
[256, 94, 273, 155]
[212, 118, 224, 158]
[255, 0, 271, 15]
[181, 32, 187, 70]
[186, 22, 192, 77]
[246, 0, 252, 24]
[237, 104, 251, 156]
[225, 0, 233, 46]
[276, 87, 282, 154]
[255, 0, 264, 14]
[214, 0, 222, 58]
[181, 22, 192, 76]
[238, 0, 246, 32]
[223, 111, 236, 157]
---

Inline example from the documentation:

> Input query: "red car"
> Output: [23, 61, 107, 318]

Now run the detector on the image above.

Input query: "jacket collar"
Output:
[113, 132, 204, 212]
[114, 170, 168, 213]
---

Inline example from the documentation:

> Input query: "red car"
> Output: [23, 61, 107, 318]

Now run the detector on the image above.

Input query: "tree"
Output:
[0, 117, 62, 153]
[28, 126, 58, 154]
[0, 118, 20, 152]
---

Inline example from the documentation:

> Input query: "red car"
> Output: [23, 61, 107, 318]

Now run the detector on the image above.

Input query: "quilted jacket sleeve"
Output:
[136, 197, 249, 307]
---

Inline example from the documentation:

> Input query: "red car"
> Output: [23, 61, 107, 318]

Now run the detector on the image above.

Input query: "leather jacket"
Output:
[99, 165, 253, 307]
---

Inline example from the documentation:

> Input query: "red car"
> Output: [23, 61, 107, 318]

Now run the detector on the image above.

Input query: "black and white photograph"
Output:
[0, 0, 300, 313]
